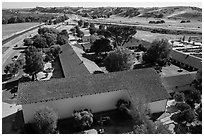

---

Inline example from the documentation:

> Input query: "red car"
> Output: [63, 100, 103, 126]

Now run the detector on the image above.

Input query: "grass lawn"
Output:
[58, 109, 134, 134]
[2, 22, 40, 38]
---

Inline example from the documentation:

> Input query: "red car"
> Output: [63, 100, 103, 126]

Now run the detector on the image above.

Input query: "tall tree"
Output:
[143, 38, 171, 66]
[24, 46, 44, 80]
[106, 25, 137, 47]
[104, 47, 135, 72]
[42, 32, 57, 47]
[90, 37, 113, 54]
[33, 35, 48, 48]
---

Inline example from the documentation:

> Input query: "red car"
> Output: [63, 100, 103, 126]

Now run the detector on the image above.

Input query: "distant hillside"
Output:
[3, 6, 202, 21]
[137, 6, 202, 20]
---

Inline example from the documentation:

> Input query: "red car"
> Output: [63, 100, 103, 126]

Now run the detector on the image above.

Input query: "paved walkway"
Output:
[2, 102, 22, 118]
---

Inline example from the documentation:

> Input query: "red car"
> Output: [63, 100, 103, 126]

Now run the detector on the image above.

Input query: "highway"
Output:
[2, 23, 64, 73]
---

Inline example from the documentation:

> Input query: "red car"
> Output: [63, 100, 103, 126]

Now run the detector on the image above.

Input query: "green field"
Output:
[100, 15, 202, 32]
[2, 22, 40, 38]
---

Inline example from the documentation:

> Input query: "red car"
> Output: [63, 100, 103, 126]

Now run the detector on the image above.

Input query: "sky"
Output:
[2, 0, 202, 9]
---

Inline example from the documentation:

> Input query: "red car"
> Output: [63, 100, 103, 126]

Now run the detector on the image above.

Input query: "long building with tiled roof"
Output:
[18, 68, 169, 105]
[59, 44, 90, 77]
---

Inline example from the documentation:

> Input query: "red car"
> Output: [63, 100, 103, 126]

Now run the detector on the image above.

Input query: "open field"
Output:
[135, 30, 202, 43]
[2, 23, 40, 38]
[102, 15, 202, 32]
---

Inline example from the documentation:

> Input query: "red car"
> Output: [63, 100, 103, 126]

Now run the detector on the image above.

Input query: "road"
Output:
[2, 24, 63, 73]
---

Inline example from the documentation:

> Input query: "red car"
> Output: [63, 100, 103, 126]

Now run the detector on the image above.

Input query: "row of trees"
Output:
[167, 90, 202, 134]
[22, 27, 66, 80]
[2, 10, 68, 24]
[74, 22, 171, 73]
[4, 58, 25, 77]
[24, 27, 69, 49]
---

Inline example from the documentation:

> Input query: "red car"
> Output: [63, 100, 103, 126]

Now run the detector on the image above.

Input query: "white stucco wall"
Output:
[22, 90, 129, 123]
[148, 99, 167, 114]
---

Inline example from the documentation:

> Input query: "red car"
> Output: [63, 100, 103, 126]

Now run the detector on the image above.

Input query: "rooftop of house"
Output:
[160, 64, 191, 77]
[17, 68, 170, 105]
[161, 72, 196, 90]
[58, 44, 90, 77]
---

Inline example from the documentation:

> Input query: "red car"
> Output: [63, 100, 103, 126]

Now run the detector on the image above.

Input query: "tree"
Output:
[33, 35, 48, 48]
[83, 21, 89, 28]
[70, 27, 76, 36]
[4, 62, 19, 77]
[76, 30, 84, 38]
[59, 29, 69, 38]
[23, 38, 33, 46]
[99, 24, 105, 30]
[131, 98, 172, 134]
[78, 20, 84, 27]
[89, 27, 97, 35]
[90, 38, 113, 54]
[143, 39, 171, 66]
[133, 120, 172, 134]
[49, 45, 62, 59]
[33, 106, 58, 134]
[104, 47, 135, 72]
[106, 25, 137, 47]
[24, 46, 44, 80]
[38, 27, 59, 35]
[185, 90, 201, 109]
[42, 32, 57, 46]
[72, 109, 93, 130]
[57, 34, 68, 45]
[15, 58, 25, 69]
[89, 23, 95, 28]
[173, 92, 185, 102]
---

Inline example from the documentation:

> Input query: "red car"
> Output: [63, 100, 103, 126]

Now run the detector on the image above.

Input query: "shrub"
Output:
[33, 107, 58, 134]
[4, 62, 19, 76]
[104, 47, 135, 72]
[72, 109, 93, 130]
[180, 20, 186, 23]
[116, 99, 131, 113]
[173, 92, 185, 102]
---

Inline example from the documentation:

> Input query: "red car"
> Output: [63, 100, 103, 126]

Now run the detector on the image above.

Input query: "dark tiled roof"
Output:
[17, 68, 170, 105]
[59, 44, 90, 77]
[170, 50, 202, 70]
[161, 72, 196, 90]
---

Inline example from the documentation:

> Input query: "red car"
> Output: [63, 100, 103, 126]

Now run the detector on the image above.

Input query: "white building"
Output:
[17, 68, 170, 123]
